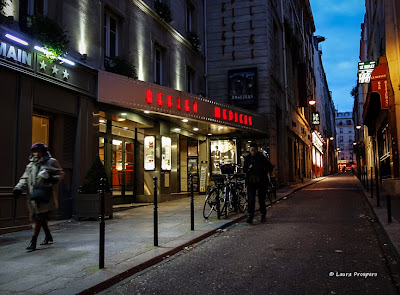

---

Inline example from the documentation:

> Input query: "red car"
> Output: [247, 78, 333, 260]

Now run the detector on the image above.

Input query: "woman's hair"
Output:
[31, 142, 48, 152]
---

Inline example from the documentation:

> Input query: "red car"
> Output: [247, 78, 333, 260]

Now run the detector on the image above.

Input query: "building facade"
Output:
[335, 111, 355, 171]
[0, 0, 269, 229]
[313, 36, 337, 176]
[356, 0, 400, 194]
[206, 0, 318, 186]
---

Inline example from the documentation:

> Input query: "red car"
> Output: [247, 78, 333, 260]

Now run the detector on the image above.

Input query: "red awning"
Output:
[370, 63, 389, 109]
[362, 62, 389, 126]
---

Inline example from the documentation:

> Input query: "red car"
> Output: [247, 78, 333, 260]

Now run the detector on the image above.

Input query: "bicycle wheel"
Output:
[237, 190, 248, 213]
[266, 185, 273, 203]
[219, 186, 229, 218]
[203, 188, 222, 219]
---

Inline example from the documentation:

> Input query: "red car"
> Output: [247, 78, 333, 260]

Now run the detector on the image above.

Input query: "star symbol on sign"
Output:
[52, 65, 59, 75]
[62, 69, 69, 79]
[39, 60, 47, 70]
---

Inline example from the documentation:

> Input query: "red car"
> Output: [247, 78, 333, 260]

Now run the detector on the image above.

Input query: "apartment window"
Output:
[154, 47, 163, 85]
[104, 12, 119, 59]
[28, 0, 47, 16]
[339, 136, 343, 142]
[186, 67, 194, 93]
[186, 2, 193, 32]
[348, 128, 352, 133]
[340, 128, 343, 133]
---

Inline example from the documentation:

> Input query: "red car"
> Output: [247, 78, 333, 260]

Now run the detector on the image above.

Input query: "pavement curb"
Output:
[77, 177, 325, 295]
[354, 175, 400, 291]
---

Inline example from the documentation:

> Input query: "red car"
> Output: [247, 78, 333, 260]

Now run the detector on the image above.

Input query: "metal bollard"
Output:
[190, 173, 194, 231]
[375, 166, 380, 207]
[366, 167, 369, 192]
[387, 194, 392, 223]
[153, 176, 158, 247]
[99, 178, 105, 269]
[370, 167, 373, 198]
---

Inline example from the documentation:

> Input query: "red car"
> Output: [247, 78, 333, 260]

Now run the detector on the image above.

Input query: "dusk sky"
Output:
[309, 0, 366, 112]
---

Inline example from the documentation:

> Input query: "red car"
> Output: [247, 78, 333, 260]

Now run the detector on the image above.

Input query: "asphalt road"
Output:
[101, 174, 400, 295]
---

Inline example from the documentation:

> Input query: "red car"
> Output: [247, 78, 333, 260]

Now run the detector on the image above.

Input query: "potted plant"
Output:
[154, 0, 172, 23]
[75, 156, 113, 220]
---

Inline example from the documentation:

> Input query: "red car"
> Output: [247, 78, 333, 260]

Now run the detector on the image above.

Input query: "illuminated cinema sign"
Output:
[0, 40, 32, 67]
[312, 112, 320, 125]
[145, 89, 198, 113]
[214, 107, 253, 126]
[358, 61, 376, 84]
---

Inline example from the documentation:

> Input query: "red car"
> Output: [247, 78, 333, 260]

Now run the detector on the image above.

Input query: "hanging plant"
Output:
[0, 0, 13, 24]
[105, 55, 138, 79]
[0, 0, 10, 14]
[29, 15, 70, 61]
[154, 0, 172, 23]
[187, 31, 201, 52]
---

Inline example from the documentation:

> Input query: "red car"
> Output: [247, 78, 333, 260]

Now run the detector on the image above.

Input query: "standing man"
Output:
[243, 143, 270, 224]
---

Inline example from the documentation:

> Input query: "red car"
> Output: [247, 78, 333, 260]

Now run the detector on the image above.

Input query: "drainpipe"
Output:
[281, 0, 288, 113]
[204, 0, 208, 96]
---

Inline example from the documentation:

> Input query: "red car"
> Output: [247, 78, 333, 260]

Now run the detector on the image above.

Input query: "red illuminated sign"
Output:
[144, 90, 252, 127]
[145, 90, 197, 113]
[214, 107, 252, 126]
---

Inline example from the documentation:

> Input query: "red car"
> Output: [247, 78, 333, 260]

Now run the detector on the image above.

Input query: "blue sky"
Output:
[309, 0, 365, 112]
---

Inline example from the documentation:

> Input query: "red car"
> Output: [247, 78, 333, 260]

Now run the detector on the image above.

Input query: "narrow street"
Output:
[101, 173, 399, 295]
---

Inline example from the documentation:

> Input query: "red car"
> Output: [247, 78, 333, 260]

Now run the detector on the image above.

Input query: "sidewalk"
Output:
[356, 175, 400, 263]
[0, 177, 325, 295]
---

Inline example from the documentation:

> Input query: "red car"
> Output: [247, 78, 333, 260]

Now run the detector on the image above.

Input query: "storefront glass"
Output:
[32, 115, 49, 146]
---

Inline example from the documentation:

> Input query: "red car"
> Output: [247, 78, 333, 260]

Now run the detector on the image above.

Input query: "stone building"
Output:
[356, 0, 400, 193]
[335, 111, 355, 171]
[0, 0, 268, 229]
[206, 0, 317, 186]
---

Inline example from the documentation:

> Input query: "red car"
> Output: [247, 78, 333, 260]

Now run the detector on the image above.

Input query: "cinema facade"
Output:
[0, 29, 267, 229]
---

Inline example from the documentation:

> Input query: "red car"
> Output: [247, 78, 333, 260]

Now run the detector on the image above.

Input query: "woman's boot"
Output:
[40, 233, 53, 245]
[26, 236, 37, 251]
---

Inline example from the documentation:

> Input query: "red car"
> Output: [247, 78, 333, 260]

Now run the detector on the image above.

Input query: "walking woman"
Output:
[13, 143, 64, 251]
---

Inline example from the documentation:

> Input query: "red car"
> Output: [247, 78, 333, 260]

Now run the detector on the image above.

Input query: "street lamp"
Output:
[308, 99, 316, 106]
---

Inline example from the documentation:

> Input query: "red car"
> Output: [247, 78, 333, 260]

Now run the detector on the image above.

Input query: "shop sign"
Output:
[358, 61, 376, 84]
[0, 40, 32, 68]
[370, 64, 389, 109]
[145, 89, 198, 113]
[312, 131, 324, 154]
[161, 136, 172, 171]
[228, 68, 257, 107]
[144, 136, 155, 170]
[214, 107, 253, 126]
[312, 112, 320, 125]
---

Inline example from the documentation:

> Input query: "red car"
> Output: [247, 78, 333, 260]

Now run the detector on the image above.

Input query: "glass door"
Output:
[111, 138, 134, 197]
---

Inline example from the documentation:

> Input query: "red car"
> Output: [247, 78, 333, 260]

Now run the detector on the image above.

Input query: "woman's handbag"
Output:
[31, 187, 52, 202]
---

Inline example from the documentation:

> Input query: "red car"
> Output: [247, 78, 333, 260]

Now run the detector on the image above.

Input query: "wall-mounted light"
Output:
[356, 125, 362, 129]
[353, 142, 357, 145]
[5, 33, 28, 45]
[207, 133, 212, 136]
[144, 110, 150, 114]
[193, 127, 199, 131]
[308, 99, 316, 106]
[182, 119, 188, 122]
[330, 137, 334, 140]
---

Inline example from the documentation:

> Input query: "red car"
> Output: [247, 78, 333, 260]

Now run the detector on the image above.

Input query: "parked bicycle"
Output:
[203, 164, 247, 219]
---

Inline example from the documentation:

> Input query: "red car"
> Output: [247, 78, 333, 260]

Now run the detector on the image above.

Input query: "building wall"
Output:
[206, 0, 317, 186]
[336, 111, 355, 167]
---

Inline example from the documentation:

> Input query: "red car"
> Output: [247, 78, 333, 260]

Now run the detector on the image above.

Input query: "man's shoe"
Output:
[246, 217, 253, 224]
[261, 216, 266, 222]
